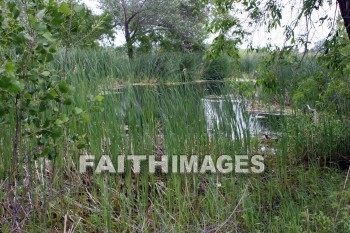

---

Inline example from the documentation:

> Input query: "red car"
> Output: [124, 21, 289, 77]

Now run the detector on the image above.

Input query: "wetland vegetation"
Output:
[1, 0, 350, 232]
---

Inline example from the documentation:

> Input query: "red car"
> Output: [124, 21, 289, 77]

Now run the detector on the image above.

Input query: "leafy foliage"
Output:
[0, 0, 103, 161]
[58, 1, 114, 48]
[292, 32, 350, 113]
[101, 0, 207, 58]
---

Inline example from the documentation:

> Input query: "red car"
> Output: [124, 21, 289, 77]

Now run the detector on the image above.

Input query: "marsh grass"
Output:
[1, 50, 349, 232]
[52, 49, 208, 84]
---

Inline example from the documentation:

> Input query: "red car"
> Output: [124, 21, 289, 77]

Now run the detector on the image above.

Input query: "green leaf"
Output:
[95, 95, 104, 102]
[42, 32, 54, 42]
[12, 6, 20, 19]
[36, 9, 46, 20]
[49, 44, 57, 53]
[80, 113, 90, 123]
[51, 14, 65, 26]
[73, 107, 83, 115]
[54, 119, 63, 125]
[59, 2, 72, 16]
[33, 22, 47, 32]
[41, 71, 50, 76]
[58, 81, 69, 93]
[60, 114, 69, 123]
[44, 53, 54, 63]
[5, 61, 15, 75]
[48, 89, 58, 99]
[55, 114, 69, 126]
[8, 80, 24, 93]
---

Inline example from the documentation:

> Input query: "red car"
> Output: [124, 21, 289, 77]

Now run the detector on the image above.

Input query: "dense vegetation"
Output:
[0, 0, 349, 232]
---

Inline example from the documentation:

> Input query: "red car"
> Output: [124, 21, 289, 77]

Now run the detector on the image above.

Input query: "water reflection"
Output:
[202, 95, 261, 140]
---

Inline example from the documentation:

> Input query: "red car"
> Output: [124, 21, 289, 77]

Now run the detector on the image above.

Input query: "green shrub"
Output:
[204, 55, 232, 80]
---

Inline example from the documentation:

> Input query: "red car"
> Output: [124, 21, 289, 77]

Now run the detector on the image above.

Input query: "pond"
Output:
[102, 81, 282, 149]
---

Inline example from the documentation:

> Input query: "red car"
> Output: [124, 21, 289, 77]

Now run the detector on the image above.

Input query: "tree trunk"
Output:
[126, 40, 134, 60]
[125, 25, 134, 59]
[337, 0, 350, 39]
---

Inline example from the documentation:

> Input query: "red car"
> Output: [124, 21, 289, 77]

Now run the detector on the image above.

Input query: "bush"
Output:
[204, 55, 232, 80]
[179, 53, 203, 81]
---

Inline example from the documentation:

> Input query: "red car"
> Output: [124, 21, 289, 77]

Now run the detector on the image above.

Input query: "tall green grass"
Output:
[1, 49, 349, 232]
[52, 48, 236, 85]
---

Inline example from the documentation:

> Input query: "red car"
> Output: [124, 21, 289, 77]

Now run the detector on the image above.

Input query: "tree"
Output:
[0, 1, 104, 229]
[204, 0, 350, 58]
[100, 0, 207, 59]
[337, 0, 350, 39]
[0, 1, 80, 229]
[58, 1, 115, 48]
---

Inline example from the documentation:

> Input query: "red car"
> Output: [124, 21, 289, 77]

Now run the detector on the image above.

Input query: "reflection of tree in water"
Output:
[202, 96, 261, 141]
